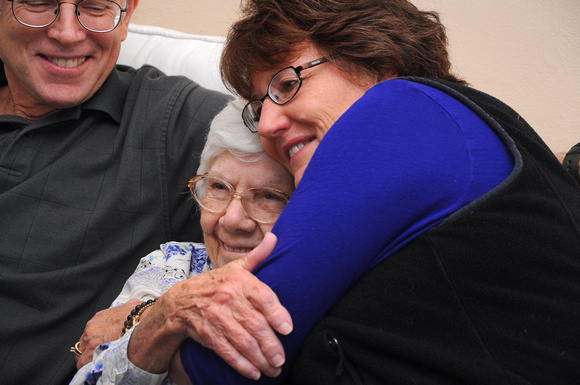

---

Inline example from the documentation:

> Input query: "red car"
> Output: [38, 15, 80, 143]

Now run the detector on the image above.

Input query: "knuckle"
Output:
[258, 332, 279, 350]
[236, 334, 258, 353]
[248, 282, 275, 302]
[243, 313, 268, 332]
[227, 267, 253, 282]
[194, 323, 217, 344]
[214, 285, 238, 301]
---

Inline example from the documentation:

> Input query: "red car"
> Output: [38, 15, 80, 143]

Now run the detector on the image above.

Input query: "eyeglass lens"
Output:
[11, 0, 125, 33]
[242, 67, 301, 132]
[269, 68, 302, 104]
[242, 56, 331, 132]
[190, 175, 288, 224]
[242, 100, 263, 132]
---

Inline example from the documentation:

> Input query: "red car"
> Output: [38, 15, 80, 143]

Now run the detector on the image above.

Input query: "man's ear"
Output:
[119, 0, 139, 41]
[124, 0, 140, 23]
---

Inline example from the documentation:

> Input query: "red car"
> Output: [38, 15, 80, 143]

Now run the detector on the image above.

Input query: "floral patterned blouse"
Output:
[70, 242, 213, 385]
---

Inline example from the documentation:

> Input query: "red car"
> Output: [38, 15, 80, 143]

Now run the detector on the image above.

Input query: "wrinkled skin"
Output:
[76, 233, 291, 381]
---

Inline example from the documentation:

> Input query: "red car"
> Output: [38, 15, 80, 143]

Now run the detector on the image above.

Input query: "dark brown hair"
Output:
[221, 0, 466, 99]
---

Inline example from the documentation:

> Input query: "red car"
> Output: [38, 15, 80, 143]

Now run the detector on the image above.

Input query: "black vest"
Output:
[288, 78, 580, 384]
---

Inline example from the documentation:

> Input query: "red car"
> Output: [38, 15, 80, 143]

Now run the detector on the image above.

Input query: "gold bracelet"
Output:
[122, 298, 157, 334]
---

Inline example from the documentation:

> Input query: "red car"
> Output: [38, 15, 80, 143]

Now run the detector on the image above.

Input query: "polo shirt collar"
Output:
[82, 65, 130, 123]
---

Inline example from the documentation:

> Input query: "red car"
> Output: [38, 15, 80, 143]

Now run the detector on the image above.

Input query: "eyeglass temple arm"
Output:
[297, 57, 329, 73]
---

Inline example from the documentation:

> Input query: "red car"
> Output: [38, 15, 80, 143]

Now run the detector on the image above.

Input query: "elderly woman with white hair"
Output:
[71, 99, 295, 385]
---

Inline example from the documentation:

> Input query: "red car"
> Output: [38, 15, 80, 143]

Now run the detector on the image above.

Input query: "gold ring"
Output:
[70, 341, 83, 358]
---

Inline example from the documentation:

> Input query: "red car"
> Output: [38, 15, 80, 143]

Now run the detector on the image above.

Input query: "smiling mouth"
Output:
[45, 56, 87, 68]
[289, 138, 315, 158]
[223, 243, 254, 253]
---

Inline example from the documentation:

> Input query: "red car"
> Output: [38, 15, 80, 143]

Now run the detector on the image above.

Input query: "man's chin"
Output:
[37, 80, 102, 109]
[43, 93, 94, 110]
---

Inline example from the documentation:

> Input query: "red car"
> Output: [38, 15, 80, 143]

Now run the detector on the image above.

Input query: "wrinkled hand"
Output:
[139, 232, 293, 381]
[75, 298, 141, 369]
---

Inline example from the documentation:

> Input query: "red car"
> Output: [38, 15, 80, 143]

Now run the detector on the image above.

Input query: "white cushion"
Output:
[118, 24, 230, 94]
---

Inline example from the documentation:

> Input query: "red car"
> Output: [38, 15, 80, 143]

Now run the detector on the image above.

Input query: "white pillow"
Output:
[118, 24, 230, 94]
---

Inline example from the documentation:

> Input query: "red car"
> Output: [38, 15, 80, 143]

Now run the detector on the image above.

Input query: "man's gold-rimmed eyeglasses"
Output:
[188, 173, 290, 224]
[8, 0, 128, 33]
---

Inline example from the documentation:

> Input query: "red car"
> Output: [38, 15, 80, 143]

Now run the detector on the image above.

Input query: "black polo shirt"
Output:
[0, 64, 229, 384]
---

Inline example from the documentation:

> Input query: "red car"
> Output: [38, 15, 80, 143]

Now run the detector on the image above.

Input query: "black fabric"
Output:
[0, 64, 229, 385]
[288, 78, 580, 384]
[563, 142, 580, 185]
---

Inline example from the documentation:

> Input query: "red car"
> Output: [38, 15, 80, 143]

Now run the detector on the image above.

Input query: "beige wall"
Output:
[131, 0, 240, 37]
[131, 0, 580, 153]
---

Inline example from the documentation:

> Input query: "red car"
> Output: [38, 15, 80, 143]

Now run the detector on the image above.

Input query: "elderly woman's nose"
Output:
[220, 197, 257, 231]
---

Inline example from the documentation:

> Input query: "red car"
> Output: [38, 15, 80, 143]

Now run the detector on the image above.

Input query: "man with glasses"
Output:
[0, 1, 238, 383]
[9, 0, 128, 33]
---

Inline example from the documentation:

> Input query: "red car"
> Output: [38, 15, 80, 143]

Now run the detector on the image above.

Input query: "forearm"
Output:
[70, 327, 168, 385]
[73, 289, 196, 384]
[169, 350, 193, 385]
[127, 297, 187, 374]
[76, 299, 141, 369]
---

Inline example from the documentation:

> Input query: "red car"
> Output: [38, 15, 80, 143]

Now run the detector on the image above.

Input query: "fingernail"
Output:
[271, 354, 285, 368]
[250, 370, 261, 381]
[279, 322, 293, 335]
[266, 366, 282, 377]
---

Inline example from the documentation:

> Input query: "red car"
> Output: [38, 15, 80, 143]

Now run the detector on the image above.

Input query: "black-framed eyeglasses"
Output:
[242, 56, 331, 133]
[188, 173, 290, 224]
[7, 0, 128, 33]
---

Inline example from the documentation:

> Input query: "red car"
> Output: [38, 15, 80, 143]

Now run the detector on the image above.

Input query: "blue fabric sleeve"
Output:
[181, 79, 514, 384]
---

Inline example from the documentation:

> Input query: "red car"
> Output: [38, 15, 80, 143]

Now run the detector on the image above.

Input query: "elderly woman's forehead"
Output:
[209, 152, 292, 186]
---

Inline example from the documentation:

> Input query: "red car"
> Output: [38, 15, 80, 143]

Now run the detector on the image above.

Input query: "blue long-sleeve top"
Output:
[181, 79, 514, 384]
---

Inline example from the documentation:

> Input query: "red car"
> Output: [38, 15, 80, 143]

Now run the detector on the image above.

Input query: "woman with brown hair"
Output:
[215, 0, 579, 384]
[101, 1, 579, 384]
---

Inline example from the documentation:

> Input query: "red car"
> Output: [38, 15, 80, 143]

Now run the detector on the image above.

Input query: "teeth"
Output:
[223, 244, 253, 253]
[289, 139, 314, 158]
[47, 56, 86, 68]
[289, 142, 306, 158]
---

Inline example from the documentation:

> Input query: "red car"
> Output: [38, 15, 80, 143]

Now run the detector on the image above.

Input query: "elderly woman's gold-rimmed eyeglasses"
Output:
[189, 174, 290, 224]
[7, 0, 128, 33]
